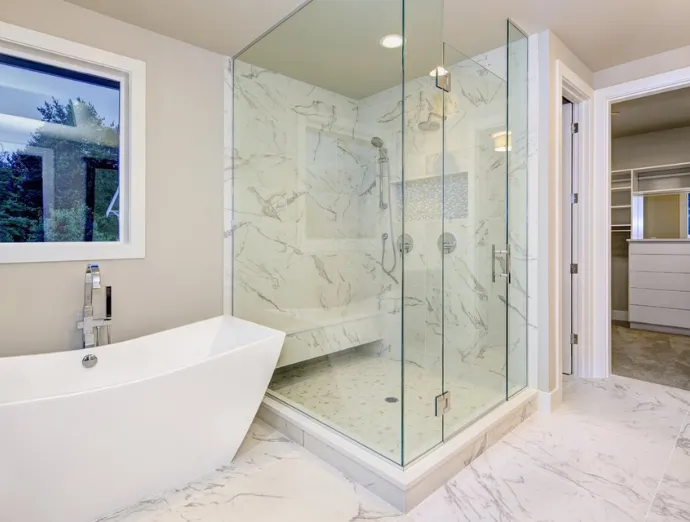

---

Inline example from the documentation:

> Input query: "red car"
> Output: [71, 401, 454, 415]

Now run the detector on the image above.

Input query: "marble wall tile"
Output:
[230, 60, 393, 367]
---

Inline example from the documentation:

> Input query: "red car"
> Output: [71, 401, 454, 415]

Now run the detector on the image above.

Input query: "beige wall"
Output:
[0, 0, 225, 357]
[594, 44, 690, 89]
[612, 126, 690, 170]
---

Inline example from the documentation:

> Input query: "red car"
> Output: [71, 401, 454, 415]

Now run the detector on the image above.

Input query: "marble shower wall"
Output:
[356, 48, 518, 395]
[230, 60, 395, 368]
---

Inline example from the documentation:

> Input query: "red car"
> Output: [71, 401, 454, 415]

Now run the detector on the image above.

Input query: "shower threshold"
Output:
[258, 387, 538, 513]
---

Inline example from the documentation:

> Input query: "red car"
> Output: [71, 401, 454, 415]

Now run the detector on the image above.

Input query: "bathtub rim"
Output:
[0, 315, 285, 406]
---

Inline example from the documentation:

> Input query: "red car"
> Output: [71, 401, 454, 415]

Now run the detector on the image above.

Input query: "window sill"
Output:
[0, 241, 145, 264]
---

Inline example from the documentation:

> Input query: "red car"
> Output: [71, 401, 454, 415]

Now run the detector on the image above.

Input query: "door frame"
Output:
[560, 98, 578, 376]
[552, 61, 593, 398]
[590, 65, 690, 377]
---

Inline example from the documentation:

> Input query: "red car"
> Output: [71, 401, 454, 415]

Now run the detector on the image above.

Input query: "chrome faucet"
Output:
[78, 264, 112, 348]
[84, 263, 100, 315]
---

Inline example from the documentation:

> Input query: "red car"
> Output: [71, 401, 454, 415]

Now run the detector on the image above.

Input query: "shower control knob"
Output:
[438, 233, 457, 254]
[397, 234, 414, 254]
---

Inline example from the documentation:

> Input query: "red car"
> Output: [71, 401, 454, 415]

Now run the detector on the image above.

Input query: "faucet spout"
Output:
[79, 264, 112, 349]
[84, 264, 101, 311]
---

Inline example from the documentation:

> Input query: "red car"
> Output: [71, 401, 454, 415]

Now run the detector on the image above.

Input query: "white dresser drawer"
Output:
[629, 254, 690, 274]
[629, 305, 690, 329]
[629, 288, 690, 311]
[629, 242, 690, 256]
[629, 271, 690, 291]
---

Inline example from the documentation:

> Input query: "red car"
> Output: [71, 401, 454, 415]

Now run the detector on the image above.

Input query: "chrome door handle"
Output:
[492, 244, 511, 283]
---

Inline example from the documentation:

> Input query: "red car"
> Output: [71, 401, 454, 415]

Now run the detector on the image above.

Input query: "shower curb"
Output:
[258, 388, 539, 512]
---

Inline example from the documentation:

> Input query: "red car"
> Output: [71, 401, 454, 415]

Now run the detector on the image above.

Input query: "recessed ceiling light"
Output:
[379, 34, 403, 49]
[429, 66, 449, 77]
[611, 111, 620, 116]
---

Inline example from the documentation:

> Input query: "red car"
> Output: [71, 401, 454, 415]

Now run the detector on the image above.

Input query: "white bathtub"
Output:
[0, 316, 285, 522]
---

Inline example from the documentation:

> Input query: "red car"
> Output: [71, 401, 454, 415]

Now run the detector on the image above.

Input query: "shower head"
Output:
[371, 137, 384, 148]
[418, 112, 443, 132]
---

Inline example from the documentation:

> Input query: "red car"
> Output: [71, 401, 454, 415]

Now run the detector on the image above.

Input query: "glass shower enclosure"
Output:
[231, 0, 529, 466]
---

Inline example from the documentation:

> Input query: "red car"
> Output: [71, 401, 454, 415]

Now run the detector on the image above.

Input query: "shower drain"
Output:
[384, 396, 399, 404]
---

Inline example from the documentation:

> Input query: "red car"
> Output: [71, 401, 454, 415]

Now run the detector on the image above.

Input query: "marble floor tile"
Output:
[411, 375, 690, 522]
[648, 414, 690, 522]
[612, 324, 690, 392]
[102, 375, 690, 522]
[101, 421, 411, 522]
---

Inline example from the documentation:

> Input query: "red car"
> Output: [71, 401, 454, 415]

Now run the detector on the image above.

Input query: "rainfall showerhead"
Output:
[371, 137, 385, 148]
[418, 112, 444, 132]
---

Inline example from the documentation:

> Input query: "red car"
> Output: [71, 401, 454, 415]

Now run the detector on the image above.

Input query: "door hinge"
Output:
[571, 122, 579, 134]
[435, 391, 451, 417]
[570, 263, 579, 274]
[571, 193, 579, 204]
[435, 70, 451, 92]
[570, 333, 579, 345]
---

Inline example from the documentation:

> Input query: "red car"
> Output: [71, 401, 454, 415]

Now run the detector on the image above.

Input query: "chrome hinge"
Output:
[570, 263, 579, 274]
[570, 333, 579, 345]
[571, 122, 579, 134]
[435, 70, 451, 92]
[435, 391, 451, 417]
[571, 193, 579, 204]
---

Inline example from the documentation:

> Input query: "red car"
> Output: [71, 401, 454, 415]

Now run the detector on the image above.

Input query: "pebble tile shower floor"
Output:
[269, 350, 504, 462]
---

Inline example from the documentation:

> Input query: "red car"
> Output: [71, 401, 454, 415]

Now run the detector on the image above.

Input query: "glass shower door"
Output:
[401, 0, 446, 465]
[441, 43, 509, 437]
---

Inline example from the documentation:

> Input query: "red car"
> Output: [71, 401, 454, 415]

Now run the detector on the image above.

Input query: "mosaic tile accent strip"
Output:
[396, 173, 468, 221]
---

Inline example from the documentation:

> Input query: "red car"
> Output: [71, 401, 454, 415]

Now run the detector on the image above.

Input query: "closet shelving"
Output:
[610, 161, 690, 236]
[610, 170, 632, 233]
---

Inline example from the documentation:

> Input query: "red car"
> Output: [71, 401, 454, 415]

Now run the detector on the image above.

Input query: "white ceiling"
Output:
[64, 0, 690, 97]
[612, 87, 690, 138]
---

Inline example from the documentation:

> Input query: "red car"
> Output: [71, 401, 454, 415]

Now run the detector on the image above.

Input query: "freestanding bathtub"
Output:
[0, 315, 285, 522]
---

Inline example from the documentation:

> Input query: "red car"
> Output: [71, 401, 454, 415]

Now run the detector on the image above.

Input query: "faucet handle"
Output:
[87, 263, 101, 289]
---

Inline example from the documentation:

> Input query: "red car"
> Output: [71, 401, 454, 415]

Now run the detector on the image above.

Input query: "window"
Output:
[0, 22, 145, 263]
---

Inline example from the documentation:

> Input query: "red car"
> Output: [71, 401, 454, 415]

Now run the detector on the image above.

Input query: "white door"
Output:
[562, 99, 580, 375]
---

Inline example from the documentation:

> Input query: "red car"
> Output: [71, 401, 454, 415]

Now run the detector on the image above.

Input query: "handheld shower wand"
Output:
[371, 137, 388, 210]
[371, 137, 397, 276]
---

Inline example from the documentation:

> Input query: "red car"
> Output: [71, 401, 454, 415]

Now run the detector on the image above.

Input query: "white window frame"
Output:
[0, 21, 146, 263]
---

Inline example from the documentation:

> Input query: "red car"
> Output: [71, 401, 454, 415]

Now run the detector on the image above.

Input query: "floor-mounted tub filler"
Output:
[0, 316, 285, 522]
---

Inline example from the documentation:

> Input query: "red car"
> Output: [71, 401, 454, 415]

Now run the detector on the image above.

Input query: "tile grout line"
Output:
[644, 409, 689, 522]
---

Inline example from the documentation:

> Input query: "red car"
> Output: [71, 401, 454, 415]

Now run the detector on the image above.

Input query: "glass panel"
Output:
[507, 20, 529, 396]
[233, 0, 407, 464]
[400, 0, 445, 464]
[0, 54, 121, 243]
[441, 43, 508, 438]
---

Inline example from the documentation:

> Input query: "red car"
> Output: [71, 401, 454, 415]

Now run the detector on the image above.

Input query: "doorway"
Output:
[591, 66, 690, 387]
[606, 87, 690, 391]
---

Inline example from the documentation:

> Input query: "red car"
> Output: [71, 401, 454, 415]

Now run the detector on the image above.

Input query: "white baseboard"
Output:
[612, 310, 628, 322]
[539, 386, 562, 413]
